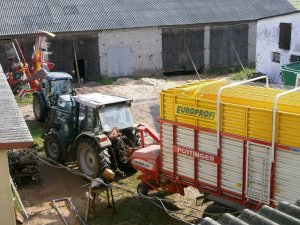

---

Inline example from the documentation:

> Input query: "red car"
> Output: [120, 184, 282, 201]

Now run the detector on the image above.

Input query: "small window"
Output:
[272, 52, 280, 63]
[290, 55, 300, 62]
[279, 23, 291, 50]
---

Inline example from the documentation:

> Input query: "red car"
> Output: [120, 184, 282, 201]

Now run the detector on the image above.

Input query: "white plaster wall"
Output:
[256, 12, 300, 84]
[98, 28, 162, 77]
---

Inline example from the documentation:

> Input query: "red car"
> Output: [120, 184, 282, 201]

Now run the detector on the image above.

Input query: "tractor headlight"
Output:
[13, 73, 22, 80]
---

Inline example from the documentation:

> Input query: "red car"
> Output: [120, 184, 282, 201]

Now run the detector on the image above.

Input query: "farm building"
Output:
[0, 65, 33, 225]
[0, 0, 298, 80]
[256, 10, 300, 84]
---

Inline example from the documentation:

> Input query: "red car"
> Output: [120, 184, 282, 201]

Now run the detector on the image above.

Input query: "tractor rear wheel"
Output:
[77, 138, 110, 179]
[44, 132, 65, 162]
[33, 94, 46, 122]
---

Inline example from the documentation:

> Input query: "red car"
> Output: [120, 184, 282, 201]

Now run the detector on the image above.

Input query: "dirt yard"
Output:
[19, 75, 220, 225]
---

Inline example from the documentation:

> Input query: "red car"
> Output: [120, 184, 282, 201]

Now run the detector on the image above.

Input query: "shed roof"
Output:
[199, 199, 300, 225]
[0, 0, 297, 36]
[0, 65, 33, 149]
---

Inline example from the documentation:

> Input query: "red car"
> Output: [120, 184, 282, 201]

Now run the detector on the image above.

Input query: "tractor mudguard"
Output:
[73, 131, 111, 150]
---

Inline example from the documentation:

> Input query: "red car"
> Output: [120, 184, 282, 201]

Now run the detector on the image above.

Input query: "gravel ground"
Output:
[75, 76, 199, 132]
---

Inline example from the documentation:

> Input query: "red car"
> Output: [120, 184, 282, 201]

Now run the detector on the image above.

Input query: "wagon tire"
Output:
[137, 182, 149, 196]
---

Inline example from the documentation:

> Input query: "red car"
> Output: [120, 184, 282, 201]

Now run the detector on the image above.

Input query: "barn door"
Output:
[107, 47, 132, 77]
[162, 28, 204, 73]
[246, 142, 271, 204]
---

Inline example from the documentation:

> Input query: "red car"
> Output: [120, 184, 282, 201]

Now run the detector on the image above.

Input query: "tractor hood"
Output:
[58, 94, 73, 102]
[72, 93, 133, 109]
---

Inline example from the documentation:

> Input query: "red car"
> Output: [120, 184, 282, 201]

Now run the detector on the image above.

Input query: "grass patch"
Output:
[90, 173, 186, 225]
[96, 77, 118, 85]
[13, 192, 23, 212]
[230, 67, 256, 80]
[91, 197, 183, 225]
[208, 67, 229, 75]
[15, 94, 33, 107]
[26, 120, 44, 147]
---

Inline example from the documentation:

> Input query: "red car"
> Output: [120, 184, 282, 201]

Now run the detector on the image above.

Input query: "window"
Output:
[99, 105, 134, 132]
[86, 107, 95, 129]
[279, 23, 292, 50]
[290, 55, 300, 62]
[272, 52, 280, 63]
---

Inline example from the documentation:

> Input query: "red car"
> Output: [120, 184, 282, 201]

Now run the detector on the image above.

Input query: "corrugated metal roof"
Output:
[199, 199, 300, 225]
[0, 0, 297, 36]
[0, 65, 33, 149]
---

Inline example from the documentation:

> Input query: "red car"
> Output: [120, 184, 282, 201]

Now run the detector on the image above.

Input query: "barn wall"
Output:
[0, 22, 257, 80]
[0, 151, 16, 225]
[98, 28, 162, 77]
[50, 34, 100, 81]
[256, 12, 300, 84]
[0, 34, 100, 81]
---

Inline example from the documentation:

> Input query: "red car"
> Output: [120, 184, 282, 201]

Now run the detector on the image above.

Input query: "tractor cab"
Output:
[33, 71, 74, 121]
[73, 93, 134, 134]
[44, 92, 137, 178]
[40, 72, 73, 96]
[44, 92, 159, 178]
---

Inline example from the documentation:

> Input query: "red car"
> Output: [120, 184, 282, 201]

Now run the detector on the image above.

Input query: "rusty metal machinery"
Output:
[8, 149, 39, 185]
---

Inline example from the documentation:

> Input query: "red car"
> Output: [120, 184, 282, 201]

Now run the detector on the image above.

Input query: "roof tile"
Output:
[0, 0, 297, 36]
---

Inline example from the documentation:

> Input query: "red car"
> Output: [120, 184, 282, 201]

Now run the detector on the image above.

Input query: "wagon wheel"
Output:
[137, 182, 149, 196]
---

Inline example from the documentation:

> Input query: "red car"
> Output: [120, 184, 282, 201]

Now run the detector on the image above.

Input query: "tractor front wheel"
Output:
[33, 94, 46, 122]
[44, 132, 65, 162]
[77, 138, 110, 179]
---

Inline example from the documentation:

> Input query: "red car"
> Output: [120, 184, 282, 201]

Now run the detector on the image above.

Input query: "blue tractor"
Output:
[33, 72, 74, 121]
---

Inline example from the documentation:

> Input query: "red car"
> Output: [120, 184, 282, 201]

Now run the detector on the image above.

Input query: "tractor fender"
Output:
[73, 131, 112, 150]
